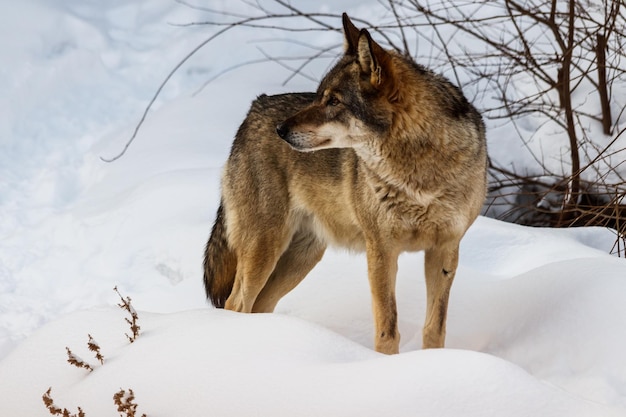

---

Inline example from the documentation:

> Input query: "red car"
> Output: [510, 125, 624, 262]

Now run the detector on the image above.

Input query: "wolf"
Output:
[203, 13, 487, 354]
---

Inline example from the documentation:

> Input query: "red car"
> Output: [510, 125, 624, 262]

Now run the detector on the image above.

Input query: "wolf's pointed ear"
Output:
[357, 29, 391, 88]
[342, 13, 361, 54]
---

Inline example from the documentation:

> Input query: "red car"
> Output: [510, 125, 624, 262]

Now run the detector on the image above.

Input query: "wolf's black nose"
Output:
[276, 123, 288, 139]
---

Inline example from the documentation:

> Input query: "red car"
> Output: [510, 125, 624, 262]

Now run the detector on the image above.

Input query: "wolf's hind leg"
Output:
[252, 230, 326, 313]
[422, 240, 459, 349]
[224, 229, 292, 313]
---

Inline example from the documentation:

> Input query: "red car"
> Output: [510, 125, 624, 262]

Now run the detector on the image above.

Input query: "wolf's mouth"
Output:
[288, 137, 332, 153]
[316, 138, 332, 148]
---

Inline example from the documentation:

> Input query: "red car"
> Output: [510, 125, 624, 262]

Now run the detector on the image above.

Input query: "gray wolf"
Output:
[203, 13, 487, 354]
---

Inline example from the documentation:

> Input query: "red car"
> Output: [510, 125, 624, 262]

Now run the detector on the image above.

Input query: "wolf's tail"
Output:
[203, 203, 237, 308]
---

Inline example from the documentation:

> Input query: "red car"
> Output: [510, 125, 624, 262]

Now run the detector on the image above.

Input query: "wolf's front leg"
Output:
[365, 244, 400, 354]
[422, 241, 459, 349]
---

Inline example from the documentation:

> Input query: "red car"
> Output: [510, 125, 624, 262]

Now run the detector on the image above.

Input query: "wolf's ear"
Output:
[357, 29, 391, 88]
[342, 13, 361, 54]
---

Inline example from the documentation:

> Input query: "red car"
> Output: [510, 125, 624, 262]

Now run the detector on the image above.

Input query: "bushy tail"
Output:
[203, 203, 237, 308]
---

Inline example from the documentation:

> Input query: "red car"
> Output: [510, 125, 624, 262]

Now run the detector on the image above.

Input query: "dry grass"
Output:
[114, 286, 141, 343]
[42, 388, 85, 417]
[114, 389, 147, 417]
[44, 287, 147, 416]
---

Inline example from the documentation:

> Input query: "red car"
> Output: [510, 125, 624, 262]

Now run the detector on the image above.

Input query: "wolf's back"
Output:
[203, 202, 236, 308]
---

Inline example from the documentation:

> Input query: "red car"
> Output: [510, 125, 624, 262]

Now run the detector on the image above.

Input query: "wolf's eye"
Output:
[327, 96, 340, 106]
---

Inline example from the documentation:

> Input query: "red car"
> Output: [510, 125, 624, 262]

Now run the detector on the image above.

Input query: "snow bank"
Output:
[1, 305, 624, 417]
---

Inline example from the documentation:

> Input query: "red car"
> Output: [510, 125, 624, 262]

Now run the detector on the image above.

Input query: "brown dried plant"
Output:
[46, 291, 149, 417]
[87, 334, 104, 365]
[66, 347, 93, 372]
[114, 286, 141, 343]
[113, 388, 147, 417]
[42, 387, 85, 417]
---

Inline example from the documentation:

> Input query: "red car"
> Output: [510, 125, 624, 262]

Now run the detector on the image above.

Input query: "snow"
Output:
[1, 0, 625, 416]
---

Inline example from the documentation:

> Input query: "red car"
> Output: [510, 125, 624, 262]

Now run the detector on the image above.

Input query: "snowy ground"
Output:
[1, 1, 625, 416]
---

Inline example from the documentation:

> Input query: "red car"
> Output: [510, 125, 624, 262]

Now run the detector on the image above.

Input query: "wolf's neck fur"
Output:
[355, 133, 439, 205]
[356, 114, 440, 200]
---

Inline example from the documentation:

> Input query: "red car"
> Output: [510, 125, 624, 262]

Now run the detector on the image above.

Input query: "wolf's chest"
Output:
[307, 186, 443, 253]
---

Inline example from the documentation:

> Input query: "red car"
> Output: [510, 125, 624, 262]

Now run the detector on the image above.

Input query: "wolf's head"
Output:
[276, 13, 402, 152]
